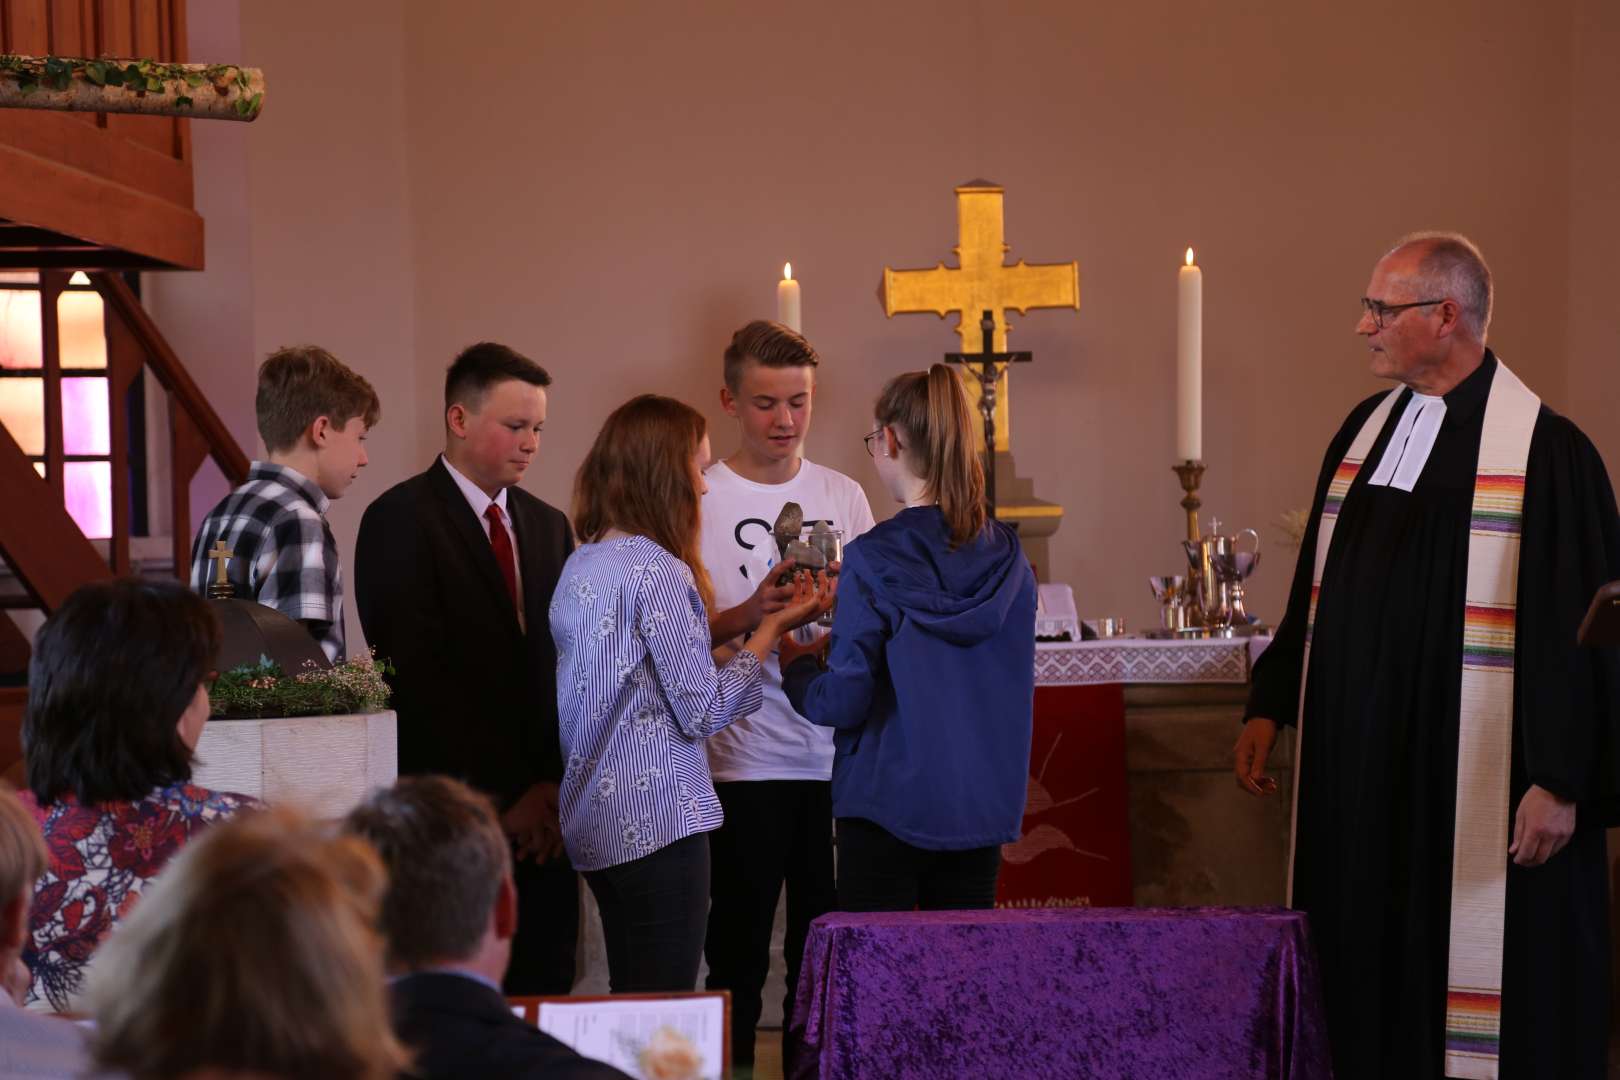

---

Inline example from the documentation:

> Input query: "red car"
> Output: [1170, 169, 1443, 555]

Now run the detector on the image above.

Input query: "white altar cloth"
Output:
[1035, 635, 1271, 686]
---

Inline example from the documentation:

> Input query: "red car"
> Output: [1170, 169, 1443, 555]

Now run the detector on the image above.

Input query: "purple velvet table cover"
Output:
[787, 907, 1331, 1080]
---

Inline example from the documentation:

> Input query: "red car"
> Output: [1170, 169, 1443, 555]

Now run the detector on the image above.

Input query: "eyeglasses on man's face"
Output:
[1360, 296, 1446, 330]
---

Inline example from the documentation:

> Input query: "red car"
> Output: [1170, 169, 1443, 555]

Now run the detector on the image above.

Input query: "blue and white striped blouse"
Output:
[551, 534, 764, 871]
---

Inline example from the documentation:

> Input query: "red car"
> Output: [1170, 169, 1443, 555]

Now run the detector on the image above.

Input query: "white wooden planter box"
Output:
[191, 711, 397, 819]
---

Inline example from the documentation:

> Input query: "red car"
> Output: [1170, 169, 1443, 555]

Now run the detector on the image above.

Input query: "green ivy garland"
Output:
[0, 54, 262, 117]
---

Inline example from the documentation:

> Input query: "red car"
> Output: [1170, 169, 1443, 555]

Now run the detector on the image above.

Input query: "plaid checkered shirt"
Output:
[190, 461, 346, 661]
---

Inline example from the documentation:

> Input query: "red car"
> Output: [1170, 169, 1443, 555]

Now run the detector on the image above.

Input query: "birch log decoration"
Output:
[0, 55, 265, 121]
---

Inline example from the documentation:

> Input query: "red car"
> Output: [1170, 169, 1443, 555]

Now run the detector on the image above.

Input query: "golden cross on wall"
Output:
[878, 180, 1079, 450]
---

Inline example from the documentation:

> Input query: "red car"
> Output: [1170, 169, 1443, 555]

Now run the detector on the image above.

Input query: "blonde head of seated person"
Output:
[85, 807, 409, 1080]
[0, 785, 93, 1080]
[0, 786, 46, 1007]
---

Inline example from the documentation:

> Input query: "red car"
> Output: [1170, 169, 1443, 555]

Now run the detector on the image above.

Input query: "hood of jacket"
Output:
[851, 506, 1031, 646]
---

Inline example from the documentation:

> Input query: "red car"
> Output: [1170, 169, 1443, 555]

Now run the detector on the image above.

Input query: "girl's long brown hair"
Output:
[875, 364, 987, 548]
[573, 394, 716, 610]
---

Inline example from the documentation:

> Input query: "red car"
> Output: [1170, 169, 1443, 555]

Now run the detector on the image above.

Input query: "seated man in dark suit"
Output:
[344, 775, 628, 1080]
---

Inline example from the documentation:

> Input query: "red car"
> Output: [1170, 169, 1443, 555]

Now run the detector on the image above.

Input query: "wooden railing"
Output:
[0, 687, 25, 787]
[94, 273, 250, 573]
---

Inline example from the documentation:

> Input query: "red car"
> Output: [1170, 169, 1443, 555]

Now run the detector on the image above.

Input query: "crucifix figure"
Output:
[946, 310, 1030, 516]
[878, 180, 1079, 454]
[205, 539, 236, 600]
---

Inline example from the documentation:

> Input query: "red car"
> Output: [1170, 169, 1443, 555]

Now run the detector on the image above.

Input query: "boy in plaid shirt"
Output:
[190, 346, 379, 660]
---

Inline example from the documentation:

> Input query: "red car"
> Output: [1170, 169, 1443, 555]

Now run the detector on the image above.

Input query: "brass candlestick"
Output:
[1172, 461, 1205, 543]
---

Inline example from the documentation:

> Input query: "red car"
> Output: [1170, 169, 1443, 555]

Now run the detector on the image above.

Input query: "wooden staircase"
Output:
[0, 273, 246, 779]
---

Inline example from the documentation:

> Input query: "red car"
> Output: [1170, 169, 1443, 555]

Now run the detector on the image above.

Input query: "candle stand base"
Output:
[1172, 460, 1205, 543]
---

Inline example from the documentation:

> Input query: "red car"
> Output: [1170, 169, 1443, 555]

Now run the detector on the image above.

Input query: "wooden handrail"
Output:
[0, 423, 113, 606]
[93, 272, 250, 575]
[92, 274, 250, 484]
[0, 686, 24, 787]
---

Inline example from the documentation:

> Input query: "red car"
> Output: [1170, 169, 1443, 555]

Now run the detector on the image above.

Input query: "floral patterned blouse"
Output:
[551, 534, 764, 871]
[18, 781, 260, 1012]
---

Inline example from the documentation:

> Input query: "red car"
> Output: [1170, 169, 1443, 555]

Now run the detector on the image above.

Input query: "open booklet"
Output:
[510, 992, 729, 1080]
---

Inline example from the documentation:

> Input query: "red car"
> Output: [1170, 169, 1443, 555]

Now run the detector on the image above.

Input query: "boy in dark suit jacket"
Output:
[344, 776, 627, 1079]
[355, 342, 576, 994]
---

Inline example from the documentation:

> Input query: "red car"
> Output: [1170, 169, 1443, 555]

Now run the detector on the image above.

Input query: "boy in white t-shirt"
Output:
[700, 321, 875, 1070]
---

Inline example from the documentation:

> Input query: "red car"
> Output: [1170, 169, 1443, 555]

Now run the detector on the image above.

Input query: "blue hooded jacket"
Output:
[783, 506, 1036, 850]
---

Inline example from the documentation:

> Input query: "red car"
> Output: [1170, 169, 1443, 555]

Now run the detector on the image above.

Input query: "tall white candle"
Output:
[1176, 247, 1203, 462]
[777, 262, 802, 333]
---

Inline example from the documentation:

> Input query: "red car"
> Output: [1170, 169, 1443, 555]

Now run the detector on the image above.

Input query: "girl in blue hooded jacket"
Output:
[781, 364, 1036, 911]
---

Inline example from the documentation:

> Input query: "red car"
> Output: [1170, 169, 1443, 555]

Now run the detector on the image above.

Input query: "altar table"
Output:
[787, 906, 1329, 1080]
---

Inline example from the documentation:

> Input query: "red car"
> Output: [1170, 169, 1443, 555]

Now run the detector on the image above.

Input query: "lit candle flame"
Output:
[1185, 247, 1195, 267]
[783, 262, 793, 281]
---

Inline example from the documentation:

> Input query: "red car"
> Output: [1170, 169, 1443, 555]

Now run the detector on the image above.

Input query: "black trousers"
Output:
[584, 831, 710, 993]
[835, 816, 1002, 912]
[502, 849, 580, 996]
[704, 780, 836, 1065]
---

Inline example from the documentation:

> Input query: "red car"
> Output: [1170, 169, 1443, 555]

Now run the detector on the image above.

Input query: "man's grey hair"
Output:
[1385, 231, 1493, 341]
[342, 775, 511, 970]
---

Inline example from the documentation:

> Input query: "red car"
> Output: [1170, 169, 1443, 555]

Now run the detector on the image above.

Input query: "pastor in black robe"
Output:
[1247, 352, 1620, 1079]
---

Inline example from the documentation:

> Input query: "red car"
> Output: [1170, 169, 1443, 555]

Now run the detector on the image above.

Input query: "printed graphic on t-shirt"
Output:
[721, 514, 839, 597]
[699, 459, 877, 782]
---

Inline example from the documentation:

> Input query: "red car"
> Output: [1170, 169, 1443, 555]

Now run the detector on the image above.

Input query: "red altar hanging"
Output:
[995, 638, 1260, 910]
[997, 682, 1133, 907]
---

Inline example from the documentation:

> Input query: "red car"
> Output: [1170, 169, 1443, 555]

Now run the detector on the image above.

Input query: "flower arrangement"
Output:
[1276, 508, 1310, 550]
[209, 652, 393, 719]
[634, 1026, 706, 1080]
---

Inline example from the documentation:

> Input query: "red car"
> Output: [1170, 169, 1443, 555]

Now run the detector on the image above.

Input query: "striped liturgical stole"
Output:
[1287, 360, 1540, 1080]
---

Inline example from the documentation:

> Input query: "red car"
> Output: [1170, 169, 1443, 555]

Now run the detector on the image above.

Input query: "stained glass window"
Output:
[0, 273, 121, 539]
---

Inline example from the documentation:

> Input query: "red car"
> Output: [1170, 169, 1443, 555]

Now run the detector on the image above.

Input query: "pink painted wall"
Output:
[147, 0, 416, 649]
[1568, 0, 1620, 464]
[1564, 0, 1620, 1019]
[156, 0, 1616, 648]
[142, 0, 255, 543]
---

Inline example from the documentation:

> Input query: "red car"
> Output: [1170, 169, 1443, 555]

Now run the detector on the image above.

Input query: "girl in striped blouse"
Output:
[553, 395, 827, 992]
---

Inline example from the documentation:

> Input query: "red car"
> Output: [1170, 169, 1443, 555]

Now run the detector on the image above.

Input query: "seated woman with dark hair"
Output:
[16, 578, 258, 1013]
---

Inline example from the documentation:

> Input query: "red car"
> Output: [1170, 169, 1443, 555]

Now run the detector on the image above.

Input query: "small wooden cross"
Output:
[206, 539, 235, 599]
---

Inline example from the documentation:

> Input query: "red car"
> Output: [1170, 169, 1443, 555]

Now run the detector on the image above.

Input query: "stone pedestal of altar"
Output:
[1126, 682, 1294, 907]
[191, 711, 398, 818]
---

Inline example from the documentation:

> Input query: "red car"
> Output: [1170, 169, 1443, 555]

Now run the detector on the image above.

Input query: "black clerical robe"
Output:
[1248, 352, 1620, 1079]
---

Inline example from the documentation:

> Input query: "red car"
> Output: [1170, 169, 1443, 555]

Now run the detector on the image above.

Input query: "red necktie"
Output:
[485, 503, 519, 612]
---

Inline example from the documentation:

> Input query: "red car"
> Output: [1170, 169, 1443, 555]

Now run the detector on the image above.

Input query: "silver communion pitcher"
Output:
[1182, 520, 1261, 632]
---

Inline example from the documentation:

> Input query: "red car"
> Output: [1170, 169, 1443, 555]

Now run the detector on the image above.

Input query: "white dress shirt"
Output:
[441, 454, 525, 632]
